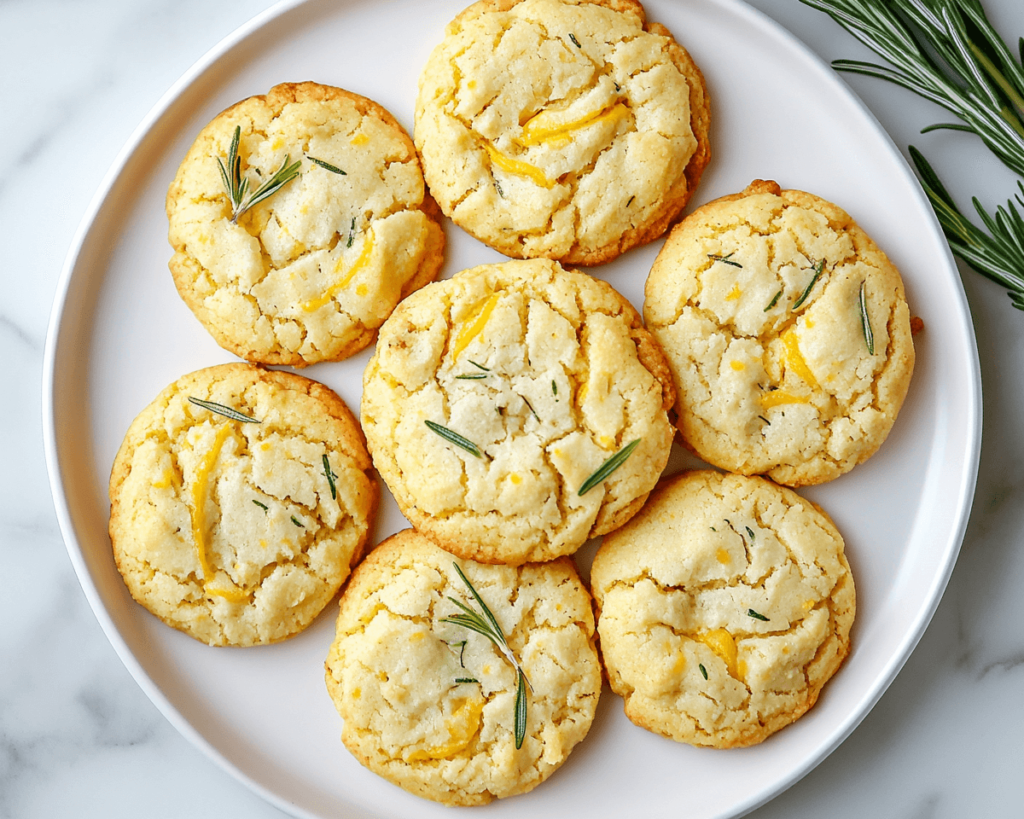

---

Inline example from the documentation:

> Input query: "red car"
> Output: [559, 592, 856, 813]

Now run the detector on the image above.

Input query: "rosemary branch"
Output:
[440, 563, 530, 749]
[217, 125, 302, 222]
[802, 0, 1024, 309]
[800, 0, 1024, 175]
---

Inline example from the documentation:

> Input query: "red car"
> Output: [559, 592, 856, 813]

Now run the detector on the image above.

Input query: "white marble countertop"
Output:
[5, 0, 1024, 816]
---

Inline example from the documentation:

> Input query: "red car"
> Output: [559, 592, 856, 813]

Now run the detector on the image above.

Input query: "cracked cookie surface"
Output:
[108, 363, 377, 646]
[644, 180, 915, 486]
[324, 529, 601, 806]
[167, 82, 445, 367]
[414, 0, 710, 265]
[591, 470, 855, 748]
[361, 258, 676, 565]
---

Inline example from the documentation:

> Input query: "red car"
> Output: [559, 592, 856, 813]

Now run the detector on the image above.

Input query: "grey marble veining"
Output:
[5, 0, 1024, 816]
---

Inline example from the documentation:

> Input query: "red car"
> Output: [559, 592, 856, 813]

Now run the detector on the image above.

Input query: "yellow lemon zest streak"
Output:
[781, 327, 819, 389]
[760, 390, 811, 409]
[484, 144, 553, 188]
[406, 696, 484, 761]
[301, 229, 375, 312]
[189, 424, 251, 602]
[698, 628, 739, 678]
[453, 294, 500, 359]
[520, 101, 629, 147]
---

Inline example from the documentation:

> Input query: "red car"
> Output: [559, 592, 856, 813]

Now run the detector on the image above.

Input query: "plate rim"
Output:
[41, 0, 983, 816]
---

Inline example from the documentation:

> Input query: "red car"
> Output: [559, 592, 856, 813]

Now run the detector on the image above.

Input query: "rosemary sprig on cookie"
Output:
[217, 125, 302, 223]
[440, 563, 531, 749]
[801, 0, 1024, 308]
[578, 438, 642, 495]
[187, 396, 260, 423]
[425, 420, 484, 458]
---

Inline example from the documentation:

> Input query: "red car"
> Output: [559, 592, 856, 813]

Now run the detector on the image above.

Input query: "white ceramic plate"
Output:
[44, 0, 981, 817]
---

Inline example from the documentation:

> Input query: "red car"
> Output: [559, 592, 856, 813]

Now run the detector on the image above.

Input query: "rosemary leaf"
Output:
[578, 438, 641, 496]
[859, 281, 875, 355]
[569, 32, 582, 48]
[456, 373, 489, 380]
[252, 499, 268, 512]
[793, 259, 825, 309]
[425, 420, 484, 458]
[514, 669, 528, 749]
[745, 526, 755, 542]
[322, 454, 338, 500]
[187, 396, 260, 423]
[455, 677, 479, 685]
[699, 663, 708, 680]
[307, 156, 347, 175]
[708, 252, 742, 268]
[747, 608, 769, 622]
[469, 360, 490, 371]
[765, 289, 783, 311]
[291, 516, 304, 528]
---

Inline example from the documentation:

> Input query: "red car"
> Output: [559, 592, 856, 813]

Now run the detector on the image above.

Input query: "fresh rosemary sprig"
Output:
[216, 125, 302, 223]
[425, 420, 484, 458]
[802, 0, 1024, 309]
[187, 396, 260, 423]
[578, 438, 642, 496]
[800, 0, 1024, 176]
[440, 563, 531, 749]
[911, 146, 1024, 309]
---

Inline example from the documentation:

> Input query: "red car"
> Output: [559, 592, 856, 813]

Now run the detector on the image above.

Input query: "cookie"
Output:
[644, 180, 915, 486]
[414, 0, 710, 266]
[361, 257, 676, 565]
[591, 470, 855, 748]
[108, 363, 377, 646]
[324, 529, 601, 806]
[167, 81, 445, 367]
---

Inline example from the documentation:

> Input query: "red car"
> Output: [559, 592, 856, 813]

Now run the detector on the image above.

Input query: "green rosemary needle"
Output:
[216, 126, 301, 223]
[291, 516, 304, 528]
[699, 663, 709, 680]
[569, 32, 582, 48]
[440, 563, 531, 749]
[708, 252, 742, 268]
[793, 259, 825, 309]
[425, 420, 484, 458]
[187, 396, 260, 423]
[322, 454, 338, 500]
[745, 526, 755, 542]
[468, 360, 490, 371]
[307, 156, 347, 175]
[765, 289, 783, 311]
[252, 499, 268, 512]
[747, 608, 769, 622]
[456, 373, 488, 380]
[455, 677, 479, 685]
[859, 281, 875, 355]
[578, 438, 642, 496]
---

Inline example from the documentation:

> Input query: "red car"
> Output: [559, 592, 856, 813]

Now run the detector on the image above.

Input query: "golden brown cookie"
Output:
[591, 470, 855, 748]
[108, 363, 377, 646]
[167, 81, 445, 367]
[361, 257, 676, 565]
[644, 180, 915, 486]
[414, 0, 710, 265]
[324, 529, 601, 805]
